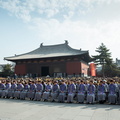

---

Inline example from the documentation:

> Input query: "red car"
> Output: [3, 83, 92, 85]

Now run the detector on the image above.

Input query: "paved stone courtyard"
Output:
[0, 99, 120, 120]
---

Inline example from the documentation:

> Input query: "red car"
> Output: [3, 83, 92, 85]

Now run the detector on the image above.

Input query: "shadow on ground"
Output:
[0, 98, 119, 111]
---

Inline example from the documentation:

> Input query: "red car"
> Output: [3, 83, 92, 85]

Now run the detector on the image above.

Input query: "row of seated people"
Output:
[0, 79, 120, 104]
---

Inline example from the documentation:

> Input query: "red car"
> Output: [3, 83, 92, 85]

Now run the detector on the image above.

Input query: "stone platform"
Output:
[0, 99, 119, 120]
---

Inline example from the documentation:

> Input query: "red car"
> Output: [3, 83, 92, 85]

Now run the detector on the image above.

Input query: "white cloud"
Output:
[0, 0, 32, 22]
[1, 0, 120, 61]
[45, 8, 59, 18]
[1, 0, 120, 22]
[28, 18, 120, 61]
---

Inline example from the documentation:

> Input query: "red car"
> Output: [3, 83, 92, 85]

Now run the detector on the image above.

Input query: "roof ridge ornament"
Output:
[40, 43, 43, 47]
[65, 40, 68, 45]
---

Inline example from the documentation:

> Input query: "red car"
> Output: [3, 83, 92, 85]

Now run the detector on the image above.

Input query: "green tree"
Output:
[92, 43, 112, 65]
[104, 63, 120, 77]
[2, 64, 14, 77]
[92, 43, 112, 77]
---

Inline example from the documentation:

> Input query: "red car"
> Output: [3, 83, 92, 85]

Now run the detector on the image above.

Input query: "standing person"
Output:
[14, 81, 24, 99]
[94, 81, 98, 101]
[20, 81, 30, 100]
[42, 80, 47, 92]
[77, 80, 86, 103]
[42, 81, 52, 101]
[97, 81, 107, 104]
[85, 80, 90, 90]
[118, 81, 120, 104]
[103, 80, 109, 101]
[76, 80, 80, 92]
[67, 80, 76, 103]
[103, 80, 109, 90]
[4, 80, 11, 98]
[28, 81, 37, 100]
[58, 80, 67, 103]
[1, 80, 7, 98]
[0, 80, 6, 98]
[0, 80, 2, 97]
[75, 80, 80, 100]
[86, 80, 96, 104]
[51, 81, 59, 102]
[34, 81, 43, 101]
[108, 80, 118, 104]
[8, 81, 17, 99]
[84, 80, 90, 100]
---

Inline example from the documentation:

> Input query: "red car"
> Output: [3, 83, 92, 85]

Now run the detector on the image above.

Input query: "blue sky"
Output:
[0, 0, 120, 64]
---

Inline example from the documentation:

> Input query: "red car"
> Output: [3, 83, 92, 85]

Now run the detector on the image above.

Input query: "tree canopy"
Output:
[0, 64, 14, 77]
[92, 43, 120, 77]
[92, 43, 112, 65]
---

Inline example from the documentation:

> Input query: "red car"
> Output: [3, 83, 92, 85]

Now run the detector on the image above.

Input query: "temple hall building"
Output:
[4, 41, 91, 77]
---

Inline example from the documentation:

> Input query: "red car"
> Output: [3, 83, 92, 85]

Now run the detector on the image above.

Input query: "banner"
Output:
[90, 63, 96, 76]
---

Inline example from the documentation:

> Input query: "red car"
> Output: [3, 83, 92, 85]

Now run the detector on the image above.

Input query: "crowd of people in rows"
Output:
[0, 77, 120, 105]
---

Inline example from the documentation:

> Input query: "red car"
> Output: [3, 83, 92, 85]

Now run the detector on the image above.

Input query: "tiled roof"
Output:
[4, 41, 89, 61]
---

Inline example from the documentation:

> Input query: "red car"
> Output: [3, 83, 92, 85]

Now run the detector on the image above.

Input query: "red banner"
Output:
[90, 63, 96, 76]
